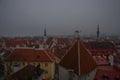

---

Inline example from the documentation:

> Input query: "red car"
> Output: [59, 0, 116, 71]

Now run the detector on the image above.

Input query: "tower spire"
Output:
[44, 27, 47, 44]
[44, 27, 46, 36]
[74, 30, 80, 39]
[97, 24, 100, 39]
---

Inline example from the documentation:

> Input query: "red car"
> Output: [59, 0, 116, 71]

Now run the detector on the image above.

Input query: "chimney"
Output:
[108, 55, 114, 66]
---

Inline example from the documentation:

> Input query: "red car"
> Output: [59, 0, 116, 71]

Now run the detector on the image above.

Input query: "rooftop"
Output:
[94, 66, 120, 80]
[59, 39, 97, 75]
[4, 48, 55, 62]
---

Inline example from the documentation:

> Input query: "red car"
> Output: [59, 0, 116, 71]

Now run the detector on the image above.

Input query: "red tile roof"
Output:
[4, 48, 55, 62]
[5, 39, 38, 48]
[59, 40, 97, 75]
[56, 38, 70, 44]
[52, 45, 69, 59]
[94, 66, 120, 80]
[84, 41, 118, 56]
[5, 39, 26, 48]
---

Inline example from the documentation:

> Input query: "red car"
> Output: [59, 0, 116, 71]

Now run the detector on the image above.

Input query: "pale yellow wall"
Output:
[4, 61, 55, 79]
[39, 62, 55, 79]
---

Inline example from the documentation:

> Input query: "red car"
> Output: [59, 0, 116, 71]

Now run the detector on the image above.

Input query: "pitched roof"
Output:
[4, 48, 55, 62]
[5, 39, 27, 48]
[94, 66, 120, 80]
[59, 40, 97, 76]
[6, 64, 45, 80]
[5, 39, 38, 48]
[84, 41, 118, 55]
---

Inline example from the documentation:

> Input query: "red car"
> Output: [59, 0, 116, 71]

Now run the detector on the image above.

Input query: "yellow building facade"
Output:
[4, 48, 56, 79]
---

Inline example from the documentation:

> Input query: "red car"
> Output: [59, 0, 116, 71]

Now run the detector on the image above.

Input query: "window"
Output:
[10, 62, 12, 66]
[22, 62, 25, 66]
[13, 63, 20, 67]
[33, 63, 35, 66]
[45, 70, 48, 74]
[45, 63, 48, 67]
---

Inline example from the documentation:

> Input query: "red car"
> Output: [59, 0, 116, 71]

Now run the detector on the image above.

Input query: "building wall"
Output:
[59, 66, 69, 80]
[59, 66, 97, 80]
[4, 61, 55, 79]
[39, 62, 55, 79]
[79, 68, 97, 80]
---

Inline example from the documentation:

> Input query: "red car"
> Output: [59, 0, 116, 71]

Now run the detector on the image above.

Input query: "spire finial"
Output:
[97, 24, 100, 39]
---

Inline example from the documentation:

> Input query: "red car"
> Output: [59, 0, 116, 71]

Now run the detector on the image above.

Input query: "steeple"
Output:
[44, 27, 46, 36]
[74, 30, 80, 39]
[44, 28, 47, 44]
[97, 24, 100, 39]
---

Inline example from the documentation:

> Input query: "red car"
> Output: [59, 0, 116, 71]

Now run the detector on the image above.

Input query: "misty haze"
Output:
[0, 0, 120, 37]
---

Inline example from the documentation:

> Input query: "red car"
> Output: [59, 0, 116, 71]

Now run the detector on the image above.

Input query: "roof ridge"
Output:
[44, 50, 54, 62]
[60, 40, 77, 61]
[59, 39, 97, 75]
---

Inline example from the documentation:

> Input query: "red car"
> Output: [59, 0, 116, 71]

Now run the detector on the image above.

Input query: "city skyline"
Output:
[0, 0, 120, 37]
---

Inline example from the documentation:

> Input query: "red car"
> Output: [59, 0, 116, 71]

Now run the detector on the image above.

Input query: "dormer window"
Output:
[45, 63, 48, 67]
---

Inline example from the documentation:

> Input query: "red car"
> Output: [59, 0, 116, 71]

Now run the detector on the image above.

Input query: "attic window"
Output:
[102, 75, 109, 80]
[45, 63, 48, 67]
[36, 55, 40, 59]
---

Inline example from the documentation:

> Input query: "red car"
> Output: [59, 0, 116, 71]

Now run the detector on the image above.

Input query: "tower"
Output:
[74, 30, 80, 39]
[44, 28, 47, 44]
[97, 24, 100, 39]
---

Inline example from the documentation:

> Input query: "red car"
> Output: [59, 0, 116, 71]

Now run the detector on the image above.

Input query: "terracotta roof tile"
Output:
[4, 48, 55, 62]
[94, 66, 120, 80]
[5, 39, 38, 48]
[84, 41, 118, 56]
[59, 40, 97, 75]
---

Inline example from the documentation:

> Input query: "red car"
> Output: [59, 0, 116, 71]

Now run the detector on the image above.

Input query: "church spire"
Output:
[44, 27, 47, 44]
[44, 27, 46, 36]
[74, 30, 80, 39]
[97, 24, 100, 39]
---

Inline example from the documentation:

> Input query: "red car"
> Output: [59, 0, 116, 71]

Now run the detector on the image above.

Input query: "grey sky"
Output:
[0, 0, 120, 37]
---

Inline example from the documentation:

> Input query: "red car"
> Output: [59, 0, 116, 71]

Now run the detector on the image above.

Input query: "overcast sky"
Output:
[0, 0, 120, 37]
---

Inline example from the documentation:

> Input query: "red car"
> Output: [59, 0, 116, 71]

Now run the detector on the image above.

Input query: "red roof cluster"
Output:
[94, 66, 120, 80]
[5, 39, 38, 48]
[4, 48, 55, 62]
[84, 41, 118, 56]
[48, 37, 72, 59]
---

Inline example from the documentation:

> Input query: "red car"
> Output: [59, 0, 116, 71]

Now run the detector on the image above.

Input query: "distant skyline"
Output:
[0, 0, 120, 37]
